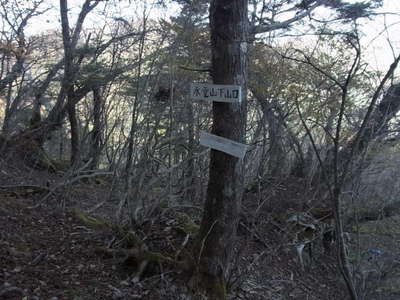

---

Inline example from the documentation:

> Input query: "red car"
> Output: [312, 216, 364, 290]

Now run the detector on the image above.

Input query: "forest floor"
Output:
[0, 159, 192, 300]
[0, 194, 121, 300]
[1, 160, 400, 299]
[0, 183, 197, 300]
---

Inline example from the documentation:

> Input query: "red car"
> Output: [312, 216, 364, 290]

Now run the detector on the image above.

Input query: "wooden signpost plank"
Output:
[199, 131, 248, 159]
[190, 83, 242, 103]
[192, 82, 246, 158]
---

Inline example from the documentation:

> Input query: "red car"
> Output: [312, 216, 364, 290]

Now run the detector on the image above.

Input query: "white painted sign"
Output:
[199, 131, 249, 159]
[190, 83, 242, 103]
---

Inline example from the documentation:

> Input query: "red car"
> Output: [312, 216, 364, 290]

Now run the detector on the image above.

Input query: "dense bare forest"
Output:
[1, 0, 400, 299]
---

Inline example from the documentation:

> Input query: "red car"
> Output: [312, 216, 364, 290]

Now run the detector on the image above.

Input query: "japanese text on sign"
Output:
[190, 83, 242, 103]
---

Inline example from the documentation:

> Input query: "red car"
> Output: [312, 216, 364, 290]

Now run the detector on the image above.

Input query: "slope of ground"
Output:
[1, 161, 399, 300]
[0, 193, 134, 300]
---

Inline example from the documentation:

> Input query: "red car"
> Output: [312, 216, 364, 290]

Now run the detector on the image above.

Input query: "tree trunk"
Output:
[193, 0, 248, 298]
[1, 83, 13, 135]
[0, 0, 109, 169]
[68, 97, 81, 166]
[261, 99, 285, 177]
[0, 45, 25, 95]
[352, 83, 400, 154]
[322, 83, 400, 175]
[185, 98, 195, 202]
[88, 87, 103, 169]
[60, 0, 79, 167]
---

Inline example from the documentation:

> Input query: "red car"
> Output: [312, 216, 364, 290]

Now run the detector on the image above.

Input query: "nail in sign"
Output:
[190, 83, 242, 103]
[199, 131, 248, 159]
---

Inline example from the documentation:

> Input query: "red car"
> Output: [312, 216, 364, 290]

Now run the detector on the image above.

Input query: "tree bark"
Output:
[351, 83, 400, 154]
[88, 87, 104, 169]
[193, 0, 248, 298]
[185, 97, 195, 202]
[68, 96, 81, 166]
[60, 0, 100, 167]
[0, 39, 26, 95]
[1, 83, 14, 135]
[320, 82, 400, 176]
[259, 98, 285, 177]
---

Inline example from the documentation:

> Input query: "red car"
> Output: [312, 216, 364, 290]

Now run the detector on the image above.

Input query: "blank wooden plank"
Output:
[190, 83, 242, 103]
[199, 131, 248, 159]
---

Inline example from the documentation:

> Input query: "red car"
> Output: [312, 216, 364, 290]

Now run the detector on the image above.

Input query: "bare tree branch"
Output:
[251, 1, 321, 35]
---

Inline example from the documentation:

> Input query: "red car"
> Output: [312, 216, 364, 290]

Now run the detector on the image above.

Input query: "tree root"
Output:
[0, 185, 50, 198]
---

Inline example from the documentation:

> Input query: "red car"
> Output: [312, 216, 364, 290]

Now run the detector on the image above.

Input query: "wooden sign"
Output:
[190, 83, 242, 103]
[199, 131, 248, 159]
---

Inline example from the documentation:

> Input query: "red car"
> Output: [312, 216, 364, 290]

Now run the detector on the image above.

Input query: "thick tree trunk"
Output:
[193, 0, 248, 298]
[351, 83, 400, 154]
